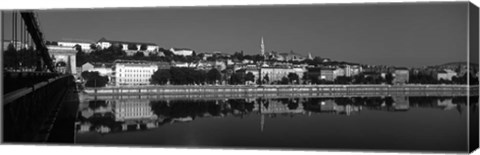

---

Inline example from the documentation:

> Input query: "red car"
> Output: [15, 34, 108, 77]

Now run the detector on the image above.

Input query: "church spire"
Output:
[260, 36, 265, 56]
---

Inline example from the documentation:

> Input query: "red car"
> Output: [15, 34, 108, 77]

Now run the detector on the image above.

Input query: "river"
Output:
[74, 94, 477, 152]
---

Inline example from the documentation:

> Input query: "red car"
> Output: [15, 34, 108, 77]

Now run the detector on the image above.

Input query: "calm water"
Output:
[75, 95, 477, 152]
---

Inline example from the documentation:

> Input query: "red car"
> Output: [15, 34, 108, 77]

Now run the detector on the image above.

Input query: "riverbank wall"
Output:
[84, 84, 476, 96]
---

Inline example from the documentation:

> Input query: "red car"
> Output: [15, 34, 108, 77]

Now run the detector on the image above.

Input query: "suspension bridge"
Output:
[1, 11, 79, 143]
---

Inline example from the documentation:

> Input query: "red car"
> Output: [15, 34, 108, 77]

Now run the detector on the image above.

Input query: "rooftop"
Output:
[98, 37, 157, 46]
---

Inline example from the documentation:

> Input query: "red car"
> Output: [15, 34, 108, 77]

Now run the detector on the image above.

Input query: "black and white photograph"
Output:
[1, 0, 479, 154]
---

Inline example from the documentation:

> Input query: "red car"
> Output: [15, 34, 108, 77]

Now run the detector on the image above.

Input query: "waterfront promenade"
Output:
[83, 84, 476, 97]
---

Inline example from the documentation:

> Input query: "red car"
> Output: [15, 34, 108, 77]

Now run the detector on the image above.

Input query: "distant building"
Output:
[393, 68, 409, 84]
[81, 62, 114, 77]
[320, 68, 336, 81]
[113, 59, 168, 86]
[213, 60, 227, 71]
[245, 66, 306, 84]
[92, 63, 114, 76]
[270, 51, 306, 62]
[333, 67, 346, 79]
[437, 69, 457, 81]
[169, 48, 194, 56]
[81, 62, 94, 72]
[97, 37, 159, 52]
[344, 64, 363, 77]
[173, 62, 196, 68]
[57, 39, 95, 52]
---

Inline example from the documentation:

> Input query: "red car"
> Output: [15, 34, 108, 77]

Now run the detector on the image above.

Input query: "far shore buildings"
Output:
[81, 62, 114, 76]
[113, 59, 170, 86]
[169, 48, 194, 56]
[436, 69, 457, 81]
[97, 37, 160, 56]
[393, 67, 409, 84]
[56, 39, 95, 52]
[268, 51, 307, 62]
[243, 65, 306, 84]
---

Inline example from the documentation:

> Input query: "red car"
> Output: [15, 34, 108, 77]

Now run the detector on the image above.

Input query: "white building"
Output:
[437, 69, 457, 81]
[57, 39, 95, 52]
[97, 37, 159, 52]
[169, 48, 194, 56]
[344, 65, 362, 77]
[333, 67, 346, 79]
[114, 60, 160, 86]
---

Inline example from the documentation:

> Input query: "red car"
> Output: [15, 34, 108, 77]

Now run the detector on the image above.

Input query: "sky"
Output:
[2, 2, 470, 67]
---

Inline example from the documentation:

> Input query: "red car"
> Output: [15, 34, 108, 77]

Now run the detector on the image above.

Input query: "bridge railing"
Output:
[3, 72, 61, 94]
[3, 74, 74, 142]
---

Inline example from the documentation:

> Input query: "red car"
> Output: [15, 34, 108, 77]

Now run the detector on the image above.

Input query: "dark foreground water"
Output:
[75, 95, 477, 152]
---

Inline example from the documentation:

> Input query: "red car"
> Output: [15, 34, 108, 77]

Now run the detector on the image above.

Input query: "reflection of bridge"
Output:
[2, 11, 78, 142]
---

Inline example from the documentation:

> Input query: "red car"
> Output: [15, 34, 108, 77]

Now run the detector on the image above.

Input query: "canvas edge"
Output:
[468, 1, 480, 153]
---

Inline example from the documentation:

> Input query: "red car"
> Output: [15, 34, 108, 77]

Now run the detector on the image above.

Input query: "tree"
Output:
[229, 72, 245, 85]
[252, 54, 265, 63]
[245, 72, 255, 83]
[353, 74, 366, 84]
[207, 68, 222, 84]
[82, 71, 109, 87]
[169, 68, 187, 85]
[263, 73, 270, 84]
[140, 44, 148, 51]
[365, 76, 375, 84]
[76, 49, 88, 67]
[3, 44, 18, 69]
[335, 76, 352, 84]
[287, 100, 299, 109]
[385, 73, 394, 84]
[128, 44, 138, 50]
[280, 77, 289, 84]
[17, 48, 37, 68]
[232, 51, 245, 61]
[288, 73, 299, 84]
[74, 44, 82, 53]
[151, 69, 171, 85]
[90, 43, 98, 50]
[133, 51, 145, 59]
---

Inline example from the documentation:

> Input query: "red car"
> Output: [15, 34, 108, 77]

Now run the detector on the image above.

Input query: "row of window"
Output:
[119, 69, 154, 73]
[118, 74, 152, 77]
[119, 79, 150, 83]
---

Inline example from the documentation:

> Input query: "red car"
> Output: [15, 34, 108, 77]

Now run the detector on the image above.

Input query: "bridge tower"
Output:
[48, 46, 77, 74]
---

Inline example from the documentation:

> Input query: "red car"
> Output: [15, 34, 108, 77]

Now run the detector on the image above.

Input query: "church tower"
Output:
[260, 36, 265, 56]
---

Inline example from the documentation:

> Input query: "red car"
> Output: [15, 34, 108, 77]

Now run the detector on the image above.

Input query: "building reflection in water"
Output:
[76, 96, 471, 135]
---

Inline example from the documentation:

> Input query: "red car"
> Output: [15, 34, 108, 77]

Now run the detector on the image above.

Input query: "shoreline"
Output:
[83, 84, 477, 95]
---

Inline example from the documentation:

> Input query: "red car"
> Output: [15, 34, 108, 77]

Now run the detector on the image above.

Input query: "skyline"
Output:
[2, 2, 470, 67]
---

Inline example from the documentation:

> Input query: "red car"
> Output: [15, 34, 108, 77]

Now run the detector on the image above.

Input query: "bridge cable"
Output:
[11, 12, 14, 50]
[20, 15, 25, 49]
[14, 12, 17, 50]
